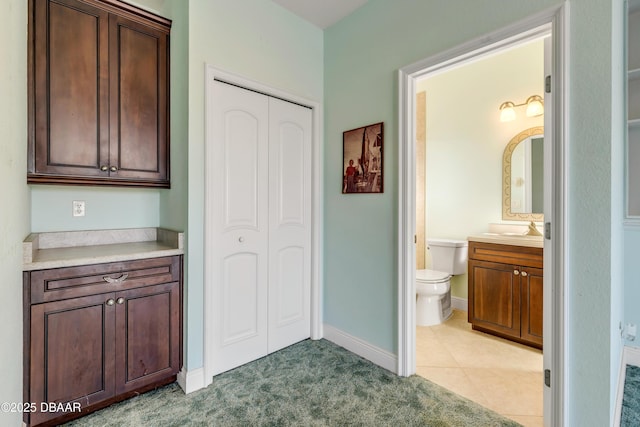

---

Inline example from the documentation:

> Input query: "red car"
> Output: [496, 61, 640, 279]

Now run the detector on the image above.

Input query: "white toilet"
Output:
[416, 238, 469, 326]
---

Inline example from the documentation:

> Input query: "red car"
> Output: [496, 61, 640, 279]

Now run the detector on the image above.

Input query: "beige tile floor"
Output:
[416, 309, 543, 427]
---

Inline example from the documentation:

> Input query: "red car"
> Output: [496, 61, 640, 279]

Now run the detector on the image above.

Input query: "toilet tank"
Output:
[427, 238, 469, 275]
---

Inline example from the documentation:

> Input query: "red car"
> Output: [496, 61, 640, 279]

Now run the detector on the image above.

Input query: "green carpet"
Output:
[621, 364, 640, 426]
[64, 339, 520, 426]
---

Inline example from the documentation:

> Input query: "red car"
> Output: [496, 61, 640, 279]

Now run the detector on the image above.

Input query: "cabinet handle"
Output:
[103, 273, 129, 284]
[521, 271, 528, 277]
[110, 166, 118, 172]
[513, 270, 520, 275]
[116, 297, 125, 305]
[106, 298, 115, 306]
[100, 165, 108, 171]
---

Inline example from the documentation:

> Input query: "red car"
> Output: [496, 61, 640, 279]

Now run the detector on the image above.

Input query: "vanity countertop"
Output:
[467, 233, 543, 248]
[23, 227, 184, 271]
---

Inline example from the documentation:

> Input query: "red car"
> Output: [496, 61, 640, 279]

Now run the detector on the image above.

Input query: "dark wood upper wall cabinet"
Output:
[28, 0, 171, 187]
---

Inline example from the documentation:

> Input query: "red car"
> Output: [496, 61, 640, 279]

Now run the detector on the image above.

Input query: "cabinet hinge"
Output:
[545, 75, 551, 93]
[544, 369, 551, 387]
[544, 222, 551, 240]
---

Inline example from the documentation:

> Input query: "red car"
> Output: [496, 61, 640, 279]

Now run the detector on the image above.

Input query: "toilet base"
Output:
[416, 292, 452, 326]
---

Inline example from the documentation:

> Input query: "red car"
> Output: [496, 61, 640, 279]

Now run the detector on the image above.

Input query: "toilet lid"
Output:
[416, 269, 450, 283]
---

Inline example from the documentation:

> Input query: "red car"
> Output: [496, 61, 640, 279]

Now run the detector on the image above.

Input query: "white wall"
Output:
[417, 39, 544, 298]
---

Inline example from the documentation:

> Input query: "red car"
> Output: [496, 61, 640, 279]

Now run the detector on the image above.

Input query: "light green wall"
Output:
[417, 40, 544, 299]
[160, 0, 190, 363]
[182, 0, 323, 370]
[0, 1, 29, 425]
[323, 0, 555, 358]
[31, 186, 160, 232]
[324, 0, 623, 424]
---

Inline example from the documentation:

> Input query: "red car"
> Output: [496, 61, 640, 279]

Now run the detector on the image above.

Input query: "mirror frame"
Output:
[502, 126, 544, 221]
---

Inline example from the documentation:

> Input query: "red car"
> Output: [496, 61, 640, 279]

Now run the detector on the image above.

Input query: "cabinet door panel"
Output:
[115, 282, 180, 393]
[109, 14, 168, 183]
[521, 267, 544, 346]
[30, 293, 115, 425]
[32, 0, 109, 177]
[468, 259, 521, 339]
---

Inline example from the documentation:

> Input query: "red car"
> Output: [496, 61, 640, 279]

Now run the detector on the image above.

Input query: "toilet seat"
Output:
[416, 269, 450, 284]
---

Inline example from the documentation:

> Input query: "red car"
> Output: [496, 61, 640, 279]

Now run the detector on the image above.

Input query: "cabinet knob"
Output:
[100, 165, 109, 171]
[110, 165, 118, 172]
[513, 270, 520, 275]
[116, 297, 125, 305]
[106, 298, 115, 306]
[239, 237, 245, 243]
[521, 271, 528, 277]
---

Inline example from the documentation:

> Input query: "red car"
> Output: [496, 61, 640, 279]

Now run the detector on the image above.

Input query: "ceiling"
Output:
[271, 0, 369, 29]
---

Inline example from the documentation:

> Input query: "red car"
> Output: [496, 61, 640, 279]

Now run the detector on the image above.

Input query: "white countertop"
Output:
[23, 227, 184, 271]
[467, 233, 544, 248]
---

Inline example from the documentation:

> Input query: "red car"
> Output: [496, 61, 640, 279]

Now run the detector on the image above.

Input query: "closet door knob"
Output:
[106, 298, 115, 306]
[100, 165, 108, 171]
[110, 166, 118, 172]
[513, 270, 520, 275]
[116, 297, 125, 305]
[521, 271, 528, 277]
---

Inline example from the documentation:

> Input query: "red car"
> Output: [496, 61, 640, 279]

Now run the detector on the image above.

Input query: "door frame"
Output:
[397, 5, 568, 426]
[202, 64, 323, 386]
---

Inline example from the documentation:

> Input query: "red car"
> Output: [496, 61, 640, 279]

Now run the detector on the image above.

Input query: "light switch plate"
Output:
[72, 200, 85, 217]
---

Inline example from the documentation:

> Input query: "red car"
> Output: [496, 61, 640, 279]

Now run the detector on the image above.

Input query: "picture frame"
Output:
[342, 122, 384, 193]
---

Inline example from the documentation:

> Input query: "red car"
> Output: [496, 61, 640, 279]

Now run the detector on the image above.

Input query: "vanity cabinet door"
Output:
[468, 259, 521, 340]
[115, 282, 181, 394]
[29, 293, 116, 426]
[520, 267, 544, 347]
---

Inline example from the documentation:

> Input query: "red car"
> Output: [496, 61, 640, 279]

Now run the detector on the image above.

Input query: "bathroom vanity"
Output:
[467, 235, 543, 349]
[22, 228, 183, 426]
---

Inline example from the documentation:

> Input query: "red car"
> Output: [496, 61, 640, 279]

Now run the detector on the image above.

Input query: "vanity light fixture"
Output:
[499, 95, 544, 122]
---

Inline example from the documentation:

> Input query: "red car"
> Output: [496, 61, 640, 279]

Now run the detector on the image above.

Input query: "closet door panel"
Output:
[210, 81, 269, 375]
[268, 97, 312, 353]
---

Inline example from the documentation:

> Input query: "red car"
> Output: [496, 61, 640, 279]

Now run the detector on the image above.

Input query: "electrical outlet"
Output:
[72, 200, 85, 217]
[624, 323, 637, 341]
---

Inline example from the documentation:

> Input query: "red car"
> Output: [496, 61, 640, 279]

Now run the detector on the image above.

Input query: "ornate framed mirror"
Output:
[502, 126, 544, 221]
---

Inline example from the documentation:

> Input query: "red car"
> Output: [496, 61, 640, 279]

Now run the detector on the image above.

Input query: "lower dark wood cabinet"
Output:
[24, 256, 182, 426]
[468, 241, 543, 349]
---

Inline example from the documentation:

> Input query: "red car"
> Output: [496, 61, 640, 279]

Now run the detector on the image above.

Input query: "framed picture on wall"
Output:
[342, 122, 384, 194]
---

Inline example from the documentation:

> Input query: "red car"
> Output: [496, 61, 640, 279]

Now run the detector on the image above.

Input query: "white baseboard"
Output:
[177, 366, 206, 394]
[323, 324, 397, 374]
[452, 296, 468, 312]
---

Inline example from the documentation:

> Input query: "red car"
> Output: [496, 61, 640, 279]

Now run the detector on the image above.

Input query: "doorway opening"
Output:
[414, 36, 545, 425]
[397, 6, 567, 426]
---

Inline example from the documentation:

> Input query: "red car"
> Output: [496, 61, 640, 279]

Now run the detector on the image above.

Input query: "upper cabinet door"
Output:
[109, 14, 168, 184]
[31, 0, 110, 178]
[28, 0, 171, 188]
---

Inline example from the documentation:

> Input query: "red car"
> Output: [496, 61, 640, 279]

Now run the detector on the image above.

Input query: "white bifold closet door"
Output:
[210, 81, 311, 376]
